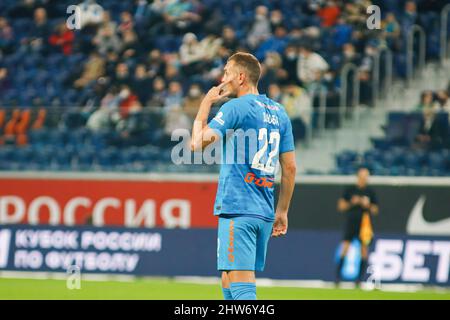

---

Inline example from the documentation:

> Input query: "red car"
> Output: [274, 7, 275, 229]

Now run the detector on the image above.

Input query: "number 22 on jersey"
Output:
[251, 128, 280, 174]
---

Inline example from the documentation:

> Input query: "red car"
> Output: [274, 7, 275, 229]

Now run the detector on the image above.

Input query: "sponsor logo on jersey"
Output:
[213, 111, 225, 125]
[244, 172, 274, 188]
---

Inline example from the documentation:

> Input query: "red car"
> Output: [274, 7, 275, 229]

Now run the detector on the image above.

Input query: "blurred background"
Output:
[0, 0, 450, 298]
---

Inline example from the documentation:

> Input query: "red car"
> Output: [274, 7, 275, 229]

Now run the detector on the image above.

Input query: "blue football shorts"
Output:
[217, 215, 274, 272]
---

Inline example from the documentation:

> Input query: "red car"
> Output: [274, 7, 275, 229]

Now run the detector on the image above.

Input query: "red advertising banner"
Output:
[0, 175, 218, 228]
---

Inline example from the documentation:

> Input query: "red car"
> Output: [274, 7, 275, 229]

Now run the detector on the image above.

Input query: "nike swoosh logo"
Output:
[407, 195, 450, 236]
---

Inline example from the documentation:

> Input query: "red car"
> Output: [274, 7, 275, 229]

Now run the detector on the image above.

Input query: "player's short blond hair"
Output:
[227, 52, 261, 86]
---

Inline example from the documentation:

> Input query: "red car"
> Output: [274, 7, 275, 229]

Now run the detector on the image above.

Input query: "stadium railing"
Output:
[440, 3, 450, 65]
[407, 24, 426, 87]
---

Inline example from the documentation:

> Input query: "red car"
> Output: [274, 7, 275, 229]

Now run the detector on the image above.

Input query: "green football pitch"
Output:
[0, 278, 449, 300]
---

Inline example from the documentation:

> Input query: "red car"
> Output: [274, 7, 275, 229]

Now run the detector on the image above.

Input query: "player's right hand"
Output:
[272, 213, 288, 237]
[350, 195, 360, 205]
[204, 80, 232, 104]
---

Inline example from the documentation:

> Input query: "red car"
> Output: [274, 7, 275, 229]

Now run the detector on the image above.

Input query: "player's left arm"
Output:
[369, 190, 379, 215]
[362, 190, 379, 216]
[272, 115, 296, 237]
[190, 81, 231, 151]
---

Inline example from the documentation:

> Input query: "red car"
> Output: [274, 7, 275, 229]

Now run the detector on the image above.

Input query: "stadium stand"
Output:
[0, 0, 449, 173]
[334, 86, 450, 176]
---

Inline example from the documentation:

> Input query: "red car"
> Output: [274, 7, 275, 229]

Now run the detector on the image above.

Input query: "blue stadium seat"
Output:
[28, 128, 50, 146]
[427, 152, 446, 171]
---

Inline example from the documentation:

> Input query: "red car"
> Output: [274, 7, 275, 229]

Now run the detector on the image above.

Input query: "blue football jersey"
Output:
[208, 94, 295, 222]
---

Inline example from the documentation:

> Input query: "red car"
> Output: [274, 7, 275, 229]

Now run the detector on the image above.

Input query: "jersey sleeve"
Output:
[369, 189, 378, 205]
[342, 186, 352, 201]
[279, 115, 295, 154]
[208, 100, 245, 136]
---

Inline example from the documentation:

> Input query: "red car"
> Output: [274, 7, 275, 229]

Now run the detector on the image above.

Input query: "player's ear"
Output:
[238, 72, 245, 86]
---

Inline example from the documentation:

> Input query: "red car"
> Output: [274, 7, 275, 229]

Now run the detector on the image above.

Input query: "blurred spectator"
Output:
[0, 67, 11, 92]
[415, 108, 447, 150]
[115, 111, 149, 147]
[183, 83, 204, 119]
[280, 44, 299, 86]
[86, 86, 120, 131]
[200, 34, 222, 61]
[331, 17, 353, 50]
[120, 29, 139, 56]
[358, 67, 372, 106]
[303, 26, 322, 49]
[23, 7, 50, 53]
[268, 83, 283, 102]
[259, 52, 285, 93]
[203, 45, 229, 83]
[147, 77, 167, 108]
[350, 29, 366, 53]
[281, 83, 312, 141]
[162, 0, 201, 34]
[101, 11, 118, 31]
[342, 1, 367, 28]
[118, 11, 134, 35]
[104, 50, 119, 78]
[416, 91, 437, 110]
[318, 0, 341, 28]
[288, 27, 304, 42]
[341, 43, 361, 66]
[49, 23, 75, 55]
[360, 43, 376, 73]
[132, 64, 152, 105]
[118, 85, 142, 118]
[93, 24, 122, 55]
[134, 0, 150, 27]
[78, 0, 104, 29]
[165, 63, 183, 84]
[247, 5, 272, 49]
[221, 26, 239, 53]
[113, 63, 131, 87]
[358, 44, 376, 106]
[165, 81, 184, 109]
[164, 106, 192, 136]
[0, 17, 14, 54]
[401, 1, 418, 31]
[383, 12, 400, 50]
[436, 90, 450, 112]
[255, 25, 289, 60]
[179, 32, 204, 76]
[74, 52, 105, 88]
[301, 0, 323, 15]
[86, 105, 114, 132]
[297, 43, 329, 89]
[270, 9, 284, 32]
[147, 49, 166, 78]
[82, 80, 107, 109]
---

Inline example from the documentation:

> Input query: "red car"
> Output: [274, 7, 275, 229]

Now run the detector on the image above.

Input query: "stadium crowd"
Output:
[335, 83, 450, 176]
[0, 0, 449, 172]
